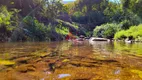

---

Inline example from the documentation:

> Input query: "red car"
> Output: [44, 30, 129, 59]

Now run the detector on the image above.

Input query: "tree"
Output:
[120, 0, 142, 18]
[63, 2, 75, 14]
[41, 0, 64, 20]
[0, 6, 14, 41]
[0, 0, 42, 16]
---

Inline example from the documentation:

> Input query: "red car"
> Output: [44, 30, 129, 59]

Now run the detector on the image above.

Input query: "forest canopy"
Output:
[0, 0, 142, 42]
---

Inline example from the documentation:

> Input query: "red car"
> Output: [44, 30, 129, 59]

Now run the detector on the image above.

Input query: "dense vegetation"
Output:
[93, 23, 119, 39]
[0, 0, 142, 42]
[114, 24, 142, 41]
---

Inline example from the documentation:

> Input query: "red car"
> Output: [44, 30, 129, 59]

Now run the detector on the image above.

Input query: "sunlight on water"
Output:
[0, 41, 142, 80]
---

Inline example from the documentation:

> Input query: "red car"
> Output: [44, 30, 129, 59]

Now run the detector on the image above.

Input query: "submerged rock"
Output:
[58, 74, 71, 79]
[16, 64, 36, 73]
[15, 57, 31, 64]
[0, 60, 15, 66]
[114, 69, 121, 75]
[131, 69, 142, 78]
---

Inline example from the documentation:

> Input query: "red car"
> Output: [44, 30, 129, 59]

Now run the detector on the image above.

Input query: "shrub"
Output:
[114, 30, 127, 40]
[55, 26, 69, 35]
[22, 16, 71, 41]
[23, 16, 51, 41]
[0, 6, 12, 27]
[0, 6, 15, 41]
[114, 24, 142, 40]
[93, 23, 120, 39]
[72, 11, 84, 18]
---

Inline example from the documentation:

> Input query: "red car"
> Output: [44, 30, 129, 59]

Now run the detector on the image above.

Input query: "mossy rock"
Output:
[131, 69, 142, 78]
[0, 60, 15, 66]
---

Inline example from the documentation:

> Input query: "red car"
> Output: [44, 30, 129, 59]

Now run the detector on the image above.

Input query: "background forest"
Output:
[0, 0, 142, 42]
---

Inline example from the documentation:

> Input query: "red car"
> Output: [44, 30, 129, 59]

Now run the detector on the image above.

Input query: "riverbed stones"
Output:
[15, 57, 31, 64]
[16, 64, 36, 73]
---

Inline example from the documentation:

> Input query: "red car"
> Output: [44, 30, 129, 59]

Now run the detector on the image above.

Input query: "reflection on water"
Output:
[90, 41, 142, 56]
[0, 41, 142, 80]
[0, 41, 142, 58]
[114, 41, 142, 56]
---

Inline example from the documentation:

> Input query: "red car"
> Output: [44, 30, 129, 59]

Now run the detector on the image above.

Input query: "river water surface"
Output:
[0, 41, 142, 80]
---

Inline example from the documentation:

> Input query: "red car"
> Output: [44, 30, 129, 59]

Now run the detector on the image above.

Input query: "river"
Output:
[0, 41, 142, 80]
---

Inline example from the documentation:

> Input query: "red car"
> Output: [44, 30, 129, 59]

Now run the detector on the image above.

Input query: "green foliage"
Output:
[0, 6, 17, 41]
[104, 1, 141, 27]
[73, 11, 84, 18]
[72, 11, 87, 24]
[0, 6, 19, 31]
[0, 6, 13, 29]
[55, 22, 69, 35]
[93, 23, 119, 39]
[23, 16, 51, 41]
[121, 0, 142, 19]
[120, 20, 132, 30]
[114, 24, 142, 40]
[64, 2, 75, 14]
[41, 0, 64, 20]
[56, 19, 78, 30]
[22, 17, 71, 41]
[85, 31, 92, 37]
[120, 10, 141, 29]
[103, 2, 122, 21]
[87, 11, 105, 24]
[1, 0, 142, 42]
[72, 0, 108, 24]
[71, 11, 88, 24]
[55, 27, 69, 35]
[114, 30, 127, 40]
[75, 0, 108, 12]
[82, 5, 87, 13]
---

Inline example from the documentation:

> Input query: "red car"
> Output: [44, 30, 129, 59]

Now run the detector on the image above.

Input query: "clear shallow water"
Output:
[0, 41, 142, 80]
